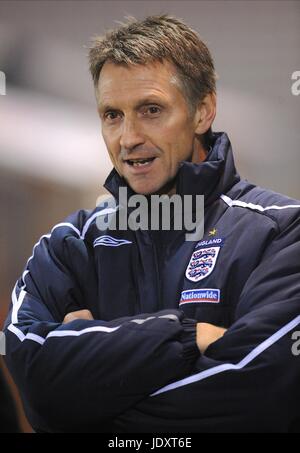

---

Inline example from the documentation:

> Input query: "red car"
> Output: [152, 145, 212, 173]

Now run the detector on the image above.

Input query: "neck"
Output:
[159, 136, 208, 196]
[191, 135, 208, 164]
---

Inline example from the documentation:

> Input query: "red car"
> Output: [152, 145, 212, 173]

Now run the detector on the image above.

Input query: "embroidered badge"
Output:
[185, 238, 225, 282]
[195, 237, 225, 249]
[180, 289, 220, 305]
[208, 228, 218, 237]
[93, 235, 132, 248]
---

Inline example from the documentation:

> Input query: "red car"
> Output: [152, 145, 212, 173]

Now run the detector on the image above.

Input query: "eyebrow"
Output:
[98, 96, 166, 113]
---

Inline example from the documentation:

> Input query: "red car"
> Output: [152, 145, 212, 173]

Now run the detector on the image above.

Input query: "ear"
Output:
[194, 93, 216, 135]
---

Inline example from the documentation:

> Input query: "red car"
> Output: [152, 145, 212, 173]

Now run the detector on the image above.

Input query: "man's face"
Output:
[97, 59, 200, 195]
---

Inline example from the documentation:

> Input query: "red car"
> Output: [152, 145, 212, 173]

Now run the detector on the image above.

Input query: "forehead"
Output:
[97, 59, 183, 107]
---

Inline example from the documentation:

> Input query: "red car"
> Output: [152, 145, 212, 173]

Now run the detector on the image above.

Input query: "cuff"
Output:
[180, 318, 200, 362]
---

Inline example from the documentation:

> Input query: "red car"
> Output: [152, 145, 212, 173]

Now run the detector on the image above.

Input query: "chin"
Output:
[128, 180, 162, 196]
[131, 186, 158, 196]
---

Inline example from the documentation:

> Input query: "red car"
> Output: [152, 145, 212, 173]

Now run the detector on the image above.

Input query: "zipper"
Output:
[150, 230, 163, 312]
[131, 238, 142, 314]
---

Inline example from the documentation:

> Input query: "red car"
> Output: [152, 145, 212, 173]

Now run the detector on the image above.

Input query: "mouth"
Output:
[124, 157, 157, 168]
[123, 156, 158, 175]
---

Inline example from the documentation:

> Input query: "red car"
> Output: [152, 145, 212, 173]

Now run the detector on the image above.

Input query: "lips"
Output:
[123, 156, 158, 174]
[125, 157, 156, 167]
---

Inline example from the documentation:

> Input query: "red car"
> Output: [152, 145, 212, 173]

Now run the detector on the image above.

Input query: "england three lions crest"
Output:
[186, 238, 224, 282]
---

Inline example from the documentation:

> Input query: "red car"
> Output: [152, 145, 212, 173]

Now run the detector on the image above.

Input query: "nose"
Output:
[119, 117, 145, 151]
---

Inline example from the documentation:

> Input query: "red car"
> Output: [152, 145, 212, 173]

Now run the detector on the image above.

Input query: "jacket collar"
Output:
[103, 131, 240, 207]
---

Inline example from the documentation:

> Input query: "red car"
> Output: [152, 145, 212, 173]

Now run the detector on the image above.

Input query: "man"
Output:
[3, 15, 300, 433]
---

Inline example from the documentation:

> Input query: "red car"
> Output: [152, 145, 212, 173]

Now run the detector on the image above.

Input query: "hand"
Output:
[196, 322, 227, 354]
[63, 309, 94, 324]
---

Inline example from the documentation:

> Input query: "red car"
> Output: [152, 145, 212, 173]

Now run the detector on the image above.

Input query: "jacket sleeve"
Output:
[3, 213, 199, 433]
[109, 216, 300, 433]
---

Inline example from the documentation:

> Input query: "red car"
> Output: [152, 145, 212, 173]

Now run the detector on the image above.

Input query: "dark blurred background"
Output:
[0, 0, 299, 432]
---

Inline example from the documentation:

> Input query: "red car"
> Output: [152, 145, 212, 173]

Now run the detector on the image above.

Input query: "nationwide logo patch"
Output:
[179, 289, 220, 305]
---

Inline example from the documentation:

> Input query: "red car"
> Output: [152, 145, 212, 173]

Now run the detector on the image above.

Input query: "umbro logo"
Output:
[93, 235, 132, 248]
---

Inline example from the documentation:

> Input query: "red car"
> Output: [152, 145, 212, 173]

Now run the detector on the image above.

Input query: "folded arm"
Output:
[3, 226, 199, 433]
[107, 217, 300, 433]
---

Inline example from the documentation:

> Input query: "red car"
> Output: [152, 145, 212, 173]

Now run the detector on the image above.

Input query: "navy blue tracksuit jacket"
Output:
[3, 132, 300, 432]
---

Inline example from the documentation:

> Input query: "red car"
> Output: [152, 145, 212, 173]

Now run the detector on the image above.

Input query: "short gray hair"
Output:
[88, 14, 216, 113]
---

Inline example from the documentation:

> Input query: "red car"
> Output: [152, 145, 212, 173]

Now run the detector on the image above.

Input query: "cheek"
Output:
[162, 120, 193, 156]
[174, 130, 194, 160]
[103, 134, 119, 163]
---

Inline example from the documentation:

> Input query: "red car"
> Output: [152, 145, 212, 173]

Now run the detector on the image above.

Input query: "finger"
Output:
[63, 309, 94, 324]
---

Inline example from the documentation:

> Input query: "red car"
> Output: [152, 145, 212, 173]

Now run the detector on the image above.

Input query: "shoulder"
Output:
[223, 180, 300, 232]
[43, 195, 118, 258]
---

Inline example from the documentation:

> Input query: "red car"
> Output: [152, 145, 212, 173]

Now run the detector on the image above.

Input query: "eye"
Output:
[104, 111, 121, 122]
[149, 106, 160, 114]
[142, 105, 161, 116]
